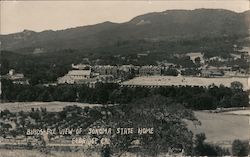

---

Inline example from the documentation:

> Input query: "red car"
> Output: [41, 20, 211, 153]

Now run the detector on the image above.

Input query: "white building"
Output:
[8, 69, 24, 80]
[186, 52, 205, 64]
[71, 64, 90, 70]
[121, 75, 250, 91]
[139, 66, 161, 76]
[7, 69, 29, 84]
[57, 70, 91, 84]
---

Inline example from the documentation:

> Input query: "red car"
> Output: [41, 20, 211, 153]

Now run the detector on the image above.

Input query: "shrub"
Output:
[232, 139, 249, 156]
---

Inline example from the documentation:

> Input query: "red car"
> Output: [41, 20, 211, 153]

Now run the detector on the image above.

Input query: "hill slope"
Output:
[0, 9, 249, 53]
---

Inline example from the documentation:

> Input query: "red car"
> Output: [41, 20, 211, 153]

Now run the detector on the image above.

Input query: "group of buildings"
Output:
[3, 62, 248, 88]
[2, 69, 29, 85]
[56, 62, 247, 88]
[57, 64, 121, 87]
[2, 47, 250, 88]
[57, 64, 177, 87]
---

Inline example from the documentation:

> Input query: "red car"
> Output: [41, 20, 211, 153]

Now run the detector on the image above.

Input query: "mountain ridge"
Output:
[1, 9, 249, 53]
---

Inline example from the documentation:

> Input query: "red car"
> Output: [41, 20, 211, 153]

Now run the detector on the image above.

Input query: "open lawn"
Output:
[223, 109, 250, 116]
[187, 111, 250, 147]
[0, 101, 102, 112]
[0, 149, 177, 157]
[0, 149, 100, 157]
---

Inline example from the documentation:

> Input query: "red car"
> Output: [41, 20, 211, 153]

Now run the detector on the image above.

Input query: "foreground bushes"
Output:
[194, 133, 230, 156]
[232, 139, 249, 156]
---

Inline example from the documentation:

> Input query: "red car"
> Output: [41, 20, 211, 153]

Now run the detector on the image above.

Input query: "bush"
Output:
[194, 133, 230, 156]
[232, 139, 249, 156]
[101, 145, 112, 157]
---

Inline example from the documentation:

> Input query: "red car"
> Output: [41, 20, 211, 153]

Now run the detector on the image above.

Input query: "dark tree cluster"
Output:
[232, 139, 250, 156]
[1, 79, 249, 110]
[0, 50, 83, 84]
[1, 79, 119, 104]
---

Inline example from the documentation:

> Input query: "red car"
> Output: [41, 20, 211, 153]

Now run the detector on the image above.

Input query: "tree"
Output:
[101, 145, 112, 157]
[194, 133, 229, 156]
[231, 93, 249, 107]
[97, 95, 196, 156]
[191, 94, 217, 110]
[0, 59, 10, 75]
[1, 109, 11, 117]
[37, 90, 53, 102]
[194, 57, 201, 65]
[61, 87, 76, 101]
[230, 81, 243, 92]
[232, 140, 249, 156]
[163, 68, 179, 76]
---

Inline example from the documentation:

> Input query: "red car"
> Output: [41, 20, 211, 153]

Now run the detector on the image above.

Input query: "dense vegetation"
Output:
[1, 50, 79, 84]
[0, 95, 232, 156]
[1, 79, 248, 110]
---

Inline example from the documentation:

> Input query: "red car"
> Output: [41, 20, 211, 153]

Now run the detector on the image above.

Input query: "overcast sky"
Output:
[0, 0, 249, 34]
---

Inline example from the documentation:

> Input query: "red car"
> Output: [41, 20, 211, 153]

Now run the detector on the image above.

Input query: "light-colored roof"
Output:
[71, 64, 90, 70]
[67, 70, 91, 76]
[13, 74, 24, 77]
[121, 76, 249, 90]
[140, 65, 161, 69]
[186, 52, 203, 56]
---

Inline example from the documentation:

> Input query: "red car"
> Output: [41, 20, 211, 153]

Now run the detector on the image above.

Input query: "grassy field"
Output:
[223, 109, 250, 115]
[0, 149, 177, 157]
[187, 111, 250, 147]
[0, 101, 102, 112]
[0, 149, 101, 157]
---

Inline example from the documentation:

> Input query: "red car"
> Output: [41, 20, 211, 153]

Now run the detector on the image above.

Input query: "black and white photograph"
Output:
[0, 0, 250, 156]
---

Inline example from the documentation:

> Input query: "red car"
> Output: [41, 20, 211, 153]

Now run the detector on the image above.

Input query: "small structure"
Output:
[96, 75, 115, 83]
[71, 64, 90, 70]
[230, 53, 241, 60]
[201, 69, 224, 77]
[208, 56, 229, 62]
[119, 65, 135, 73]
[7, 69, 29, 84]
[137, 53, 148, 58]
[139, 66, 161, 76]
[8, 69, 24, 79]
[77, 75, 116, 88]
[93, 65, 119, 77]
[186, 52, 205, 64]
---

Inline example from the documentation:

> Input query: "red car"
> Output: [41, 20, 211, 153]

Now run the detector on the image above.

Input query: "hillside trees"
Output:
[94, 95, 197, 156]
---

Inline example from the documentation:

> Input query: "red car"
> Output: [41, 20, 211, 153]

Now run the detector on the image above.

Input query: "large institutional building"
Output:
[121, 75, 250, 91]
[57, 70, 91, 84]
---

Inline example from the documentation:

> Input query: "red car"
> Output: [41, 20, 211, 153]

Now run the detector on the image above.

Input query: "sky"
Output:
[0, 0, 249, 35]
